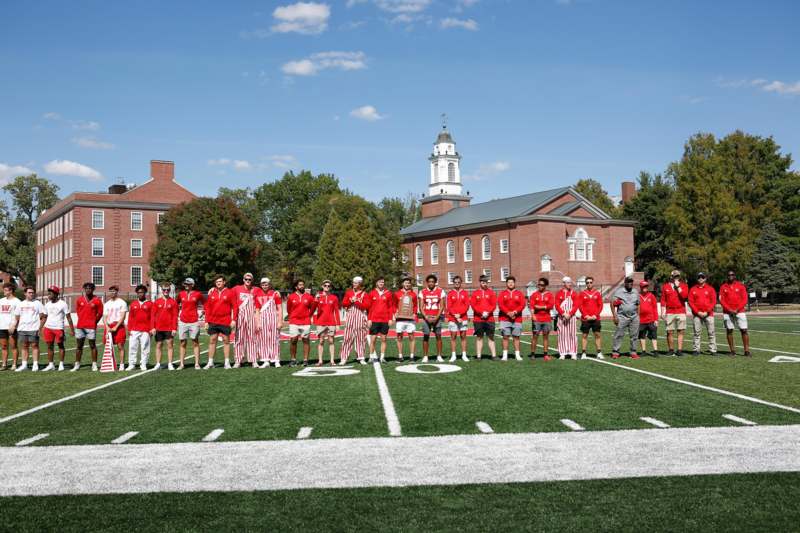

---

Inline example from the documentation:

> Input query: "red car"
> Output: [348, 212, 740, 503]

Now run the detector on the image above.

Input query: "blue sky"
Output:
[1, 0, 798, 204]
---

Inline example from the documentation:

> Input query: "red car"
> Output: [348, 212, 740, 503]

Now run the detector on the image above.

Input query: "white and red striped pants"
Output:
[234, 300, 259, 364]
[340, 308, 368, 362]
[557, 315, 578, 356]
[256, 301, 280, 362]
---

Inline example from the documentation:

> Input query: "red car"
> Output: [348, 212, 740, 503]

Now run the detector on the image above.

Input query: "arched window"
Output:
[448, 162, 455, 182]
[567, 228, 596, 262]
[415, 244, 423, 266]
[463, 238, 473, 262]
[431, 242, 439, 265]
[446, 240, 455, 263]
[481, 235, 491, 260]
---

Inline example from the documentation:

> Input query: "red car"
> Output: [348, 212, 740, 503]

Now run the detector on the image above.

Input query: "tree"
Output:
[149, 198, 258, 289]
[621, 172, 675, 282]
[573, 178, 620, 217]
[0, 174, 60, 286]
[313, 209, 349, 289]
[314, 207, 384, 290]
[746, 223, 799, 302]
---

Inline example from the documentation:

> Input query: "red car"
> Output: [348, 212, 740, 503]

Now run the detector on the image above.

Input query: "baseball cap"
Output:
[639, 280, 649, 288]
[184, 277, 195, 285]
[670, 269, 681, 278]
[562, 276, 573, 284]
[625, 276, 634, 282]
[47, 285, 60, 294]
[353, 276, 363, 283]
[697, 272, 707, 279]
[260, 277, 270, 284]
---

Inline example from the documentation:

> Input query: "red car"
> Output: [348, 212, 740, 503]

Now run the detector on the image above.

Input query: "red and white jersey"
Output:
[446, 289, 470, 322]
[152, 297, 178, 331]
[314, 292, 340, 326]
[75, 295, 103, 329]
[420, 287, 445, 317]
[177, 290, 204, 324]
[103, 298, 128, 326]
[368, 289, 394, 322]
[286, 292, 316, 325]
[127, 299, 153, 332]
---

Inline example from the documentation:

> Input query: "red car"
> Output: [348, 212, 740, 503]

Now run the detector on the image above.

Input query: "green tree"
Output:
[746, 223, 799, 302]
[314, 207, 384, 290]
[149, 198, 258, 289]
[313, 209, 349, 289]
[0, 174, 60, 286]
[573, 178, 620, 217]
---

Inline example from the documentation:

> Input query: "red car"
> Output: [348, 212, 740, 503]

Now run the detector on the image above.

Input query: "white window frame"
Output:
[130, 239, 143, 258]
[92, 238, 104, 257]
[415, 273, 422, 286]
[500, 239, 509, 254]
[92, 210, 104, 230]
[91, 265, 105, 287]
[500, 267, 510, 282]
[463, 238, 472, 262]
[481, 236, 491, 260]
[464, 269, 473, 284]
[131, 211, 143, 231]
[567, 227, 596, 262]
[415, 244, 423, 267]
[131, 266, 143, 287]
[447, 272, 456, 285]
[430, 242, 439, 265]
[482, 268, 491, 282]
[447, 162, 455, 182]
[446, 240, 456, 264]
[157, 212, 165, 224]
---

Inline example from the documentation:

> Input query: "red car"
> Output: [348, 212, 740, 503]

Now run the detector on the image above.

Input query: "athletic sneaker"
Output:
[558, 354, 565, 360]
[15, 362, 27, 372]
[167, 363, 175, 371]
[177, 364, 184, 370]
[204, 361, 215, 370]
[338, 360, 346, 366]
[259, 362, 269, 369]
[71, 362, 80, 372]
[194, 363, 201, 369]
[580, 352, 588, 360]
[422, 356, 428, 363]
[436, 356, 444, 363]
[596, 353, 605, 360]
[274, 360, 281, 368]
[139, 364, 147, 371]
[359, 359, 367, 366]
[501, 354, 508, 361]
[570, 354, 577, 360]
[676, 350, 684, 357]
[42, 363, 54, 372]
[32, 362, 39, 371]
[58, 362, 65, 371]
[380, 356, 386, 363]
[449, 354, 457, 363]
[91, 362, 98, 372]
[611, 353, 620, 359]
[126, 364, 136, 371]
[152, 363, 161, 371]
[232, 362, 240, 369]
[369, 354, 378, 363]
[543, 355, 551, 362]
[515, 354, 523, 361]
[692, 351, 700, 356]
[630, 353, 640, 360]
[461, 354, 469, 362]
[744, 351, 752, 357]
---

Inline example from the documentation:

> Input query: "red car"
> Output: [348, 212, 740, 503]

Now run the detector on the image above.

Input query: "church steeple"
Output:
[421, 115, 471, 219]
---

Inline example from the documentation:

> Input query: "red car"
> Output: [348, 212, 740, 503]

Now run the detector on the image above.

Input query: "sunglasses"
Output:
[244, 278, 253, 282]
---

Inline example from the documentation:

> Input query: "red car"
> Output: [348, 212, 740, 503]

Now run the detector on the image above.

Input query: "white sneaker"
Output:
[15, 362, 27, 372]
[422, 356, 428, 363]
[232, 362, 240, 369]
[32, 363, 39, 372]
[461, 354, 469, 362]
[570, 354, 577, 360]
[126, 364, 136, 371]
[139, 364, 147, 371]
[338, 360, 346, 366]
[380, 356, 386, 363]
[436, 356, 444, 363]
[597, 353, 605, 360]
[258, 362, 269, 369]
[515, 354, 523, 361]
[359, 359, 367, 365]
[224, 360, 232, 369]
[152, 364, 161, 371]
[177, 364, 184, 370]
[71, 362, 80, 372]
[91, 362, 98, 372]
[501, 355, 508, 361]
[580, 353, 588, 360]
[204, 361, 214, 370]
[369, 354, 378, 363]
[42, 363, 54, 372]
[167, 363, 175, 371]
[274, 360, 281, 368]
[558, 354, 565, 360]
[118, 363, 126, 371]
[58, 362, 65, 371]
[449, 354, 457, 363]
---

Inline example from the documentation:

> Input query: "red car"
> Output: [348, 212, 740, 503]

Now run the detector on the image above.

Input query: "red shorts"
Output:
[43, 327, 65, 344]
[106, 324, 127, 345]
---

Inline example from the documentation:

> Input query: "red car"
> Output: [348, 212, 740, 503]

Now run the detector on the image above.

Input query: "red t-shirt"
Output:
[719, 281, 748, 314]
[342, 289, 371, 312]
[368, 289, 394, 322]
[689, 284, 717, 316]
[660, 282, 689, 314]
[128, 299, 154, 332]
[206, 287, 234, 326]
[152, 297, 178, 331]
[529, 291, 554, 323]
[639, 292, 658, 324]
[286, 292, 316, 325]
[177, 290, 204, 323]
[313, 293, 340, 326]
[393, 289, 418, 322]
[75, 295, 103, 329]
[446, 289, 470, 322]
[578, 289, 603, 319]
[470, 289, 497, 323]
[420, 287, 445, 317]
[498, 289, 526, 323]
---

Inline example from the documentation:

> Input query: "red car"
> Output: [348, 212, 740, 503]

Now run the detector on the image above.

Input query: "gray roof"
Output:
[547, 200, 581, 216]
[436, 130, 454, 144]
[402, 187, 574, 236]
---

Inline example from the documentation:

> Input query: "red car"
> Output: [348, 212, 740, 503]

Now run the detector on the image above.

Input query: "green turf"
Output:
[1, 473, 797, 532]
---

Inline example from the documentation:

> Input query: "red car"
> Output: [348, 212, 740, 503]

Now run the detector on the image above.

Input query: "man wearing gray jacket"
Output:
[611, 277, 640, 359]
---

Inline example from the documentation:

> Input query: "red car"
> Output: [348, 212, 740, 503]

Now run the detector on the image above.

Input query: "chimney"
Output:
[150, 160, 174, 181]
[621, 181, 636, 204]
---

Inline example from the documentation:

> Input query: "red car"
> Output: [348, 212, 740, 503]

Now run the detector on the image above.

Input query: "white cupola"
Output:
[428, 117, 463, 197]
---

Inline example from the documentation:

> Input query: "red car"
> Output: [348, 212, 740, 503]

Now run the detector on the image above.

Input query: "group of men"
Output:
[0, 268, 753, 371]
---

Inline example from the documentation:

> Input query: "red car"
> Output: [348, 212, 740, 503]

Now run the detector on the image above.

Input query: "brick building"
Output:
[34, 160, 196, 303]
[400, 126, 640, 294]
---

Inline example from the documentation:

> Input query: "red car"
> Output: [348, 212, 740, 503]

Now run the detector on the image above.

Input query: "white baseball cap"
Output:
[353, 276, 363, 283]
[260, 277, 270, 284]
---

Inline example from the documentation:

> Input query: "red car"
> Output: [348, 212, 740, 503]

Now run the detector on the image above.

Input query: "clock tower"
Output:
[421, 116, 471, 218]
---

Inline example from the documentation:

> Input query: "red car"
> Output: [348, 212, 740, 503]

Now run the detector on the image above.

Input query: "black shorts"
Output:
[0, 329, 17, 340]
[369, 322, 389, 335]
[473, 321, 495, 338]
[207, 324, 231, 337]
[638, 322, 657, 340]
[155, 331, 173, 342]
[580, 320, 601, 333]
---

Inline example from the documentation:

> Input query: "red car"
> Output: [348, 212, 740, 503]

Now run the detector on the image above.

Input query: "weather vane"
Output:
[441, 112, 447, 129]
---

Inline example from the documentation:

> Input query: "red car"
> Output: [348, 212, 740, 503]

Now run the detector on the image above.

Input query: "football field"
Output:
[1, 315, 799, 531]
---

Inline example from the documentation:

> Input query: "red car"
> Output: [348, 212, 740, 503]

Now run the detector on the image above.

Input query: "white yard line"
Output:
[202, 429, 224, 442]
[742, 345, 800, 356]
[740, 329, 800, 336]
[587, 358, 800, 415]
[372, 361, 402, 437]
[640, 417, 670, 429]
[111, 431, 139, 444]
[296, 427, 313, 440]
[475, 421, 494, 434]
[2, 425, 798, 496]
[0, 350, 206, 426]
[15, 433, 49, 447]
[560, 419, 585, 431]
[723, 414, 757, 426]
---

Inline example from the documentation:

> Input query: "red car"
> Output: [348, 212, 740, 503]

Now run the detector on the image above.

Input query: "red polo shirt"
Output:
[470, 289, 497, 323]
[661, 282, 689, 314]
[639, 292, 658, 324]
[313, 293, 340, 326]
[689, 284, 717, 316]
[529, 291, 554, 323]
[286, 292, 316, 325]
[177, 290, 204, 323]
[75, 295, 103, 329]
[206, 287, 234, 326]
[719, 281, 748, 313]
[368, 289, 394, 322]
[128, 299, 154, 332]
[446, 289, 470, 322]
[498, 289, 526, 323]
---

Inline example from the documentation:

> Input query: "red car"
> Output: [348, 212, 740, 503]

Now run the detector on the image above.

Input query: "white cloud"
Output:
[0, 163, 35, 185]
[375, 0, 431, 13]
[272, 2, 330, 34]
[72, 137, 115, 150]
[208, 158, 231, 166]
[463, 161, 510, 181]
[281, 51, 367, 76]
[268, 155, 298, 169]
[208, 158, 253, 171]
[72, 120, 101, 131]
[762, 80, 800, 95]
[350, 105, 385, 121]
[717, 77, 800, 96]
[453, 0, 478, 12]
[233, 160, 252, 170]
[43, 160, 103, 181]
[42, 112, 61, 120]
[441, 17, 478, 30]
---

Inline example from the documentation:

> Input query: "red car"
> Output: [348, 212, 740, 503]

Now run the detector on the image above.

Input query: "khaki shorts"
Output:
[289, 324, 311, 338]
[723, 312, 748, 331]
[665, 313, 687, 331]
[178, 321, 200, 341]
[316, 325, 337, 337]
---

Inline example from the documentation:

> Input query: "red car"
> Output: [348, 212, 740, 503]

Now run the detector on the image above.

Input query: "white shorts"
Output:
[75, 328, 96, 340]
[723, 312, 748, 331]
[448, 320, 468, 333]
[289, 324, 311, 338]
[178, 322, 200, 341]
[316, 325, 337, 337]
[395, 321, 416, 335]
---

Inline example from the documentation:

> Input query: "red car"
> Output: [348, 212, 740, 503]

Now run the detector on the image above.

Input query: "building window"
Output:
[131, 266, 143, 286]
[481, 235, 491, 260]
[131, 239, 143, 258]
[500, 239, 509, 254]
[482, 268, 491, 282]
[446, 240, 455, 263]
[91, 266, 104, 287]
[464, 238, 472, 262]
[415, 244, 423, 267]
[464, 269, 473, 284]
[430, 242, 439, 265]
[447, 272, 456, 285]
[92, 238, 104, 257]
[157, 212, 165, 224]
[92, 210, 104, 229]
[131, 212, 143, 231]
[567, 228, 596, 262]
[448, 162, 455, 182]
[415, 273, 422, 286]
[500, 267, 510, 281]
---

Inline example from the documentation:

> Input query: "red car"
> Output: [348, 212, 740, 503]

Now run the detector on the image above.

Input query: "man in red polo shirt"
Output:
[688, 272, 717, 356]
[446, 274, 470, 362]
[578, 276, 604, 360]
[205, 275, 235, 369]
[127, 284, 153, 371]
[152, 284, 179, 370]
[74, 282, 103, 371]
[287, 279, 316, 366]
[638, 281, 659, 357]
[529, 277, 555, 361]
[177, 277, 204, 370]
[498, 275, 526, 361]
[660, 269, 689, 356]
[719, 270, 751, 356]
[367, 276, 394, 364]
[313, 280, 339, 366]
[470, 274, 497, 360]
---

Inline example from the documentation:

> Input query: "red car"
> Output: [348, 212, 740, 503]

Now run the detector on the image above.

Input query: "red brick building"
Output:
[401, 127, 639, 294]
[34, 160, 196, 303]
